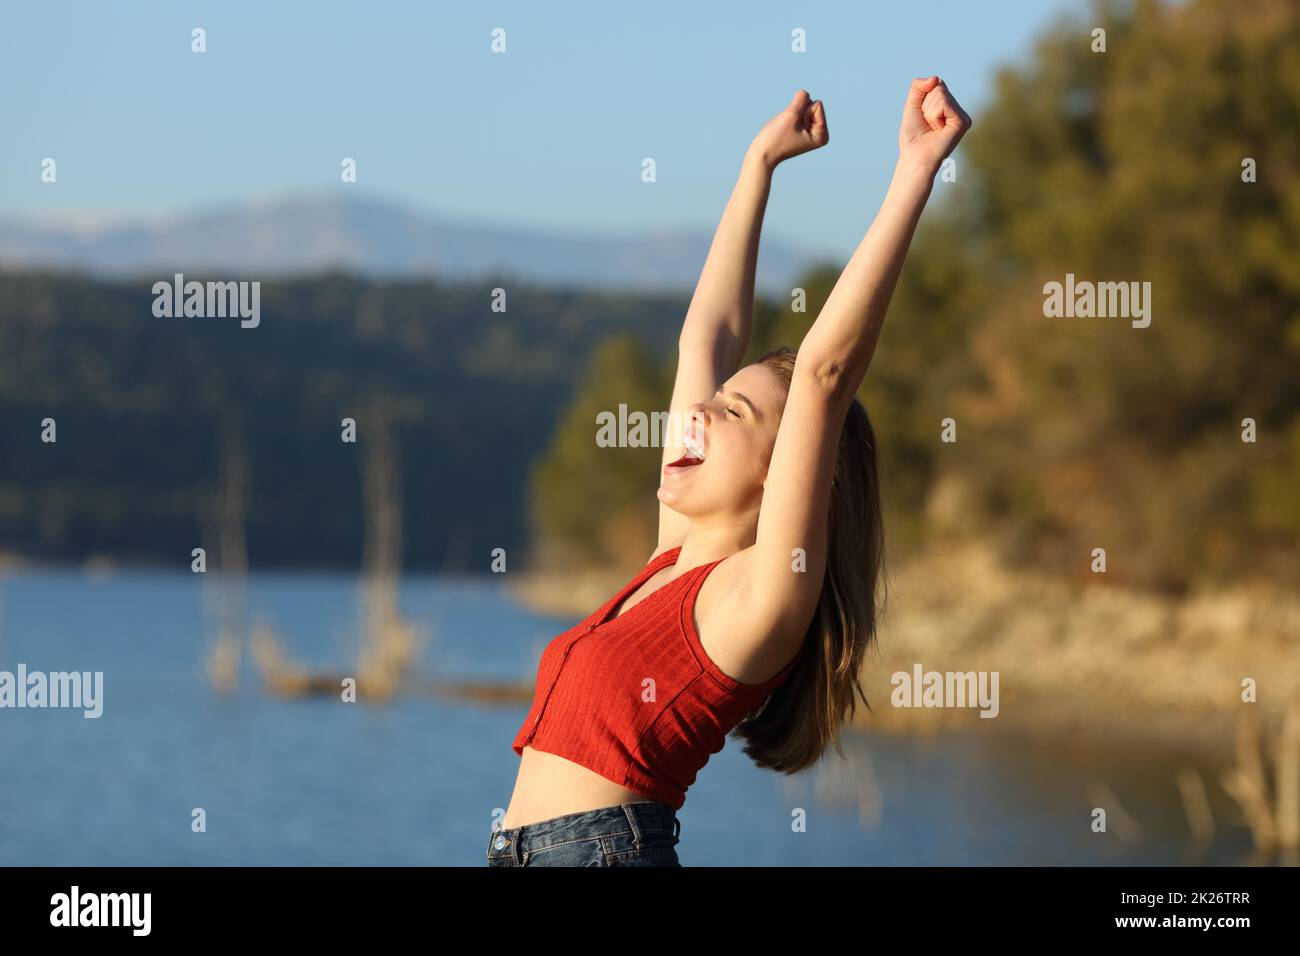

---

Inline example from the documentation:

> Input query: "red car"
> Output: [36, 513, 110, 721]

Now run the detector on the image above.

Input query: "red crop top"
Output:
[512, 546, 801, 810]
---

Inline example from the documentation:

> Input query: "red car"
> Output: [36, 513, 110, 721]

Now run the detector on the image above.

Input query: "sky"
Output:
[1, 0, 1086, 259]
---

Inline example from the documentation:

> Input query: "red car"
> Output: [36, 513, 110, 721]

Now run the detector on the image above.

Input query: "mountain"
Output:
[0, 193, 815, 295]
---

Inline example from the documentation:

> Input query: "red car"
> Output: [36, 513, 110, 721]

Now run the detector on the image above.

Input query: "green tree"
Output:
[528, 335, 672, 568]
[939, 0, 1300, 589]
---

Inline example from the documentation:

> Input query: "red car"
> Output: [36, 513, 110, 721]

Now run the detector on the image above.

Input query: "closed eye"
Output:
[715, 386, 760, 422]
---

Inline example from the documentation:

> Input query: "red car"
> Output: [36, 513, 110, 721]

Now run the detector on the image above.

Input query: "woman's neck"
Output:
[674, 517, 757, 571]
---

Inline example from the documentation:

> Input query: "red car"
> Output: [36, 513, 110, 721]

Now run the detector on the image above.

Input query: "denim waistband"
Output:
[490, 800, 679, 863]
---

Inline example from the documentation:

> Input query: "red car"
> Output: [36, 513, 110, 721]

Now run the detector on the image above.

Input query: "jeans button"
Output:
[494, 835, 507, 850]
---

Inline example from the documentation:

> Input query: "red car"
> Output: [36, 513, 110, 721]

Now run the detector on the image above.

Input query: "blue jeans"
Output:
[487, 800, 682, 867]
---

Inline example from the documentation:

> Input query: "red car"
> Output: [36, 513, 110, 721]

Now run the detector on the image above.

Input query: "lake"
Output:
[0, 567, 1257, 866]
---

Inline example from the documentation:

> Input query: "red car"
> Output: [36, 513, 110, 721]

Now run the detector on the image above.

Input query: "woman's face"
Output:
[657, 362, 786, 521]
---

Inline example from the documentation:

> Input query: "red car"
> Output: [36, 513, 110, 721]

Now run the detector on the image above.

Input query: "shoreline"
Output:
[5, 542, 1294, 766]
[507, 540, 1300, 763]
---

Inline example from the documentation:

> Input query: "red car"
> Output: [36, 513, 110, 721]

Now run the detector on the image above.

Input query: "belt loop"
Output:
[620, 803, 645, 849]
[512, 826, 525, 866]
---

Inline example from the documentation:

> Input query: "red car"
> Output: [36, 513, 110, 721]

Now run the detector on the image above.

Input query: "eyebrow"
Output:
[716, 386, 761, 420]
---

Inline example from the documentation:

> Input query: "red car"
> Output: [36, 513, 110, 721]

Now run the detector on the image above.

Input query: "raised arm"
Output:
[740, 77, 971, 644]
[787, 78, 968, 399]
[658, 90, 829, 550]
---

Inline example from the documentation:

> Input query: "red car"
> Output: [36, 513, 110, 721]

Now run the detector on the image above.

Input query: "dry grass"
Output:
[1221, 703, 1300, 854]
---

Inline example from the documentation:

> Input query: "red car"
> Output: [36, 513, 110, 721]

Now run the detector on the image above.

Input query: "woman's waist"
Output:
[503, 745, 660, 829]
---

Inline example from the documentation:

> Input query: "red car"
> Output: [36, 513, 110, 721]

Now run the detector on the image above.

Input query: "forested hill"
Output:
[0, 269, 685, 572]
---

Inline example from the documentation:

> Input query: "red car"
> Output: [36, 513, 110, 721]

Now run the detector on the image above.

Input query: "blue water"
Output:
[0, 568, 1257, 865]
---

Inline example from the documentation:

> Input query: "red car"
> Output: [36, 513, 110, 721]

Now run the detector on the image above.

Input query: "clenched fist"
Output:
[898, 76, 971, 173]
[749, 90, 829, 170]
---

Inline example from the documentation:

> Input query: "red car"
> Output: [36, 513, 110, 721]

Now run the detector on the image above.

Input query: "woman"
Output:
[488, 77, 970, 866]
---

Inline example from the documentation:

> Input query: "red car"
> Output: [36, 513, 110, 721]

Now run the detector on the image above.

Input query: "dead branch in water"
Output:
[204, 420, 248, 694]
[246, 408, 428, 702]
[1085, 780, 1143, 844]
[1220, 701, 1300, 855]
[355, 414, 421, 700]
[1175, 766, 1216, 848]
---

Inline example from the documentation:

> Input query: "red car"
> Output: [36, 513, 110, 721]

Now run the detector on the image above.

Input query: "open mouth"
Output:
[665, 452, 704, 471]
[665, 425, 707, 472]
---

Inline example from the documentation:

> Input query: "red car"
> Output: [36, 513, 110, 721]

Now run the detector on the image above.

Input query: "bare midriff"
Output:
[501, 745, 657, 829]
[502, 565, 677, 829]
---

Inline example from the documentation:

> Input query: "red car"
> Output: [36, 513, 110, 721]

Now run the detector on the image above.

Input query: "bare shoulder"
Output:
[693, 546, 803, 684]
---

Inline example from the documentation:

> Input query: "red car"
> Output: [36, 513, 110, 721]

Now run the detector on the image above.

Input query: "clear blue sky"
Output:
[1, 0, 1083, 259]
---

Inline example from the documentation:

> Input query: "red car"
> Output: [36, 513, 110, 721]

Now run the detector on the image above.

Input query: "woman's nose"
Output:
[678, 405, 707, 446]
